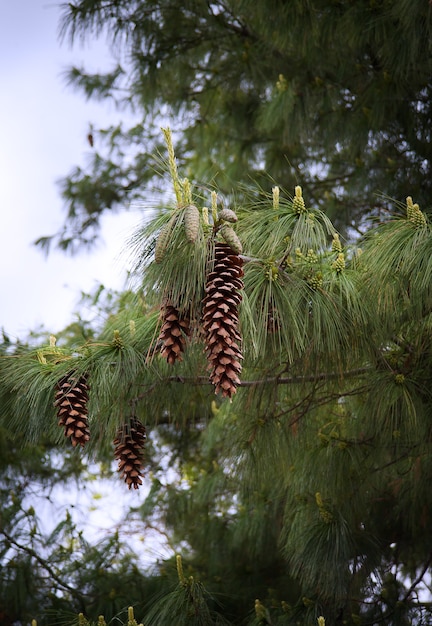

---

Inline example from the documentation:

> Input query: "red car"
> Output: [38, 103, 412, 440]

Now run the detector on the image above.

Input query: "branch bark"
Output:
[158, 366, 371, 388]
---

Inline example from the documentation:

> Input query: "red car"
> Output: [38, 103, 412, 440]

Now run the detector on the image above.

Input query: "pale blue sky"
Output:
[0, 1, 141, 339]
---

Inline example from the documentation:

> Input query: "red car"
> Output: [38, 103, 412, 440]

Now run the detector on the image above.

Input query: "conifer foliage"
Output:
[5, 132, 432, 624]
[4, 0, 432, 617]
[37, 0, 432, 252]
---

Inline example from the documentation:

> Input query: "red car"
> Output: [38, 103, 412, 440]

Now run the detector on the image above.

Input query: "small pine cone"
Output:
[219, 225, 242, 254]
[155, 213, 178, 263]
[113, 418, 146, 490]
[218, 208, 238, 223]
[202, 243, 244, 398]
[54, 374, 90, 448]
[184, 204, 200, 243]
[158, 303, 191, 364]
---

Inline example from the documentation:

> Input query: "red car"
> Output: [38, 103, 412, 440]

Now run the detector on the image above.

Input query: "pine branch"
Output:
[0, 528, 85, 606]
[359, 557, 432, 625]
[402, 552, 432, 603]
[137, 366, 371, 391]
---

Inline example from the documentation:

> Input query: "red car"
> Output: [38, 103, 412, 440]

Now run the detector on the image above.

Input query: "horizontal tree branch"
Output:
[0, 528, 85, 604]
[129, 367, 372, 415]
[162, 366, 372, 388]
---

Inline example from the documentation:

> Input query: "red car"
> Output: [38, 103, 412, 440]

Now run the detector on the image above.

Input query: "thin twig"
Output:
[402, 553, 432, 603]
[1, 528, 85, 604]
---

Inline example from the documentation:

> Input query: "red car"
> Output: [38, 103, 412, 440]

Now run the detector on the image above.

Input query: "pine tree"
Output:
[5, 131, 432, 622]
[36, 0, 432, 252]
[4, 1, 432, 621]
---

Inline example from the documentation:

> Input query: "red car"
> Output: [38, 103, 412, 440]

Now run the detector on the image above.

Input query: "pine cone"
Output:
[219, 224, 242, 254]
[113, 418, 147, 490]
[218, 208, 238, 223]
[184, 204, 200, 243]
[54, 374, 90, 447]
[202, 243, 244, 398]
[158, 303, 191, 364]
[155, 213, 178, 263]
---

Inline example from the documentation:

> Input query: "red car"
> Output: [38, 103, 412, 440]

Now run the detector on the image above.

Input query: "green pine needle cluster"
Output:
[3, 138, 432, 624]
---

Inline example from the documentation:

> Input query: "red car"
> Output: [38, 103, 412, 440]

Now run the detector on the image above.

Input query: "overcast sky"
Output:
[0, 0, 142, 340]
[0, 2, 172, 555]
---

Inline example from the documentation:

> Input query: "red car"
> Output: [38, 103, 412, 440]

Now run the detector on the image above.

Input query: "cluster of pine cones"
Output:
[53, 209, 243, 489]
[54, 375, 146, 490]
[158, 241, 244, 399]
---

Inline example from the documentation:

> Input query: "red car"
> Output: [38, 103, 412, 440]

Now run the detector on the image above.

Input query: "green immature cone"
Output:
[184, 203, 200, 243]
[218, 208, 238, 223]
[220, 224, 243, 254]
[155, 213, 178, 263]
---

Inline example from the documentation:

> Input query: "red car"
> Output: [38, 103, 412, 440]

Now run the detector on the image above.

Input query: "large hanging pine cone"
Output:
[113, 418, 147, 490]
[54, 374, 90, 447]
[202, 243, 244, 398]
[158, 302, 191, 364]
